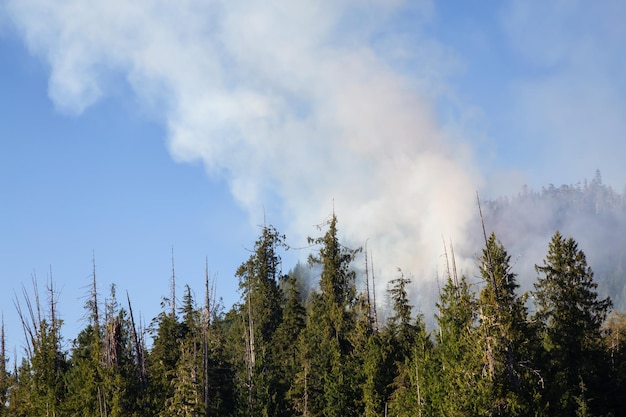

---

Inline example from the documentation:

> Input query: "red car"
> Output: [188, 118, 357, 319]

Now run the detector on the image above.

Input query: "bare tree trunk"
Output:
[127, 291, 147, 388]
[92, 253, 100, 335]
[242, 311, 254, 417]
[204, 258, 212, 417]
[370, 251, 379, 332]
[364, 240, 373, 332]
[303, 360, 309, 417]
[171, 247, 176, 318]
[246, 280, 255, 417]
[415, 354, 422, 417]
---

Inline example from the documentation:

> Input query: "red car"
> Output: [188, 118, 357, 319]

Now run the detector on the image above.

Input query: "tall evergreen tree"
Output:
[533, 231, 612, 416]
[478, 233, 534, 416]
[433, 271, 487, 416]
[205, 309, 236, 417]
[294, 214, 361, 417]
[13, 278, 68, 416]
[274, 274, 306, 416]
[229, 224, 287, 416]
[165, 287, 205, 417]
[147, 300, 184, 414]
[386, 271, 433, 417]
[359, 331, 393, 417]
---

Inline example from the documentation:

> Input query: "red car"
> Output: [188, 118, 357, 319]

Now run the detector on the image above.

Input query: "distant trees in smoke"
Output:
[481, 170, 626, 309]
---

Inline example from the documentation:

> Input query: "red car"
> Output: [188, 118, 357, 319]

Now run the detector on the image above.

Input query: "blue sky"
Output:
[1, 1, 625, 354]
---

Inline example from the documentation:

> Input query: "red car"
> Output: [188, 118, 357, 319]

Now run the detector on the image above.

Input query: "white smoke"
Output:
[4, 0, 481, 299]
[6, 0, 626, 324]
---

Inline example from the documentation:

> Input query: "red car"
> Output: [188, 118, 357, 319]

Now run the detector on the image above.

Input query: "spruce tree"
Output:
[274, 274, 306, 416]
[478, 233, 534, 415]
[165, 288, 205, 417]
[294, 213, 361, 417]
[386, 271, 433, 417]
[228, 224, 287, 416]
[147, 303, 184, 414]
[533, 231, 612, 416]
[434, 272, 487, 416]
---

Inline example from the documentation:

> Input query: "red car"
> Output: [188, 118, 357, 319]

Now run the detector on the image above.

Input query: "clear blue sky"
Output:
[1, 1, 625, 356]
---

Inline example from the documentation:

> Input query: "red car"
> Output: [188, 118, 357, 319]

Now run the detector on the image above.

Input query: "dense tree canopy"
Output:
[1, 215, 624, 417]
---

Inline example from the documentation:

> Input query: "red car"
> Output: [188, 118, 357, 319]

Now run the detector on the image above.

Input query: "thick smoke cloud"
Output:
[6, 1, 625, 314]
[477, 178, 626, 310]
[4, 0, 479, 296]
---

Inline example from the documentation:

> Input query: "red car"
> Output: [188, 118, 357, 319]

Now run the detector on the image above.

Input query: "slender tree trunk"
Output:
[304, 360, 309, 417]
[364, 241, 373, 332]
[171, 247, 176, 318]
[204, 258, 211, 417]
[370, 251, 378, 332]
[92, 253, 100, 336]
[127, 291, 147, 388]
[415, 355, 422, 417]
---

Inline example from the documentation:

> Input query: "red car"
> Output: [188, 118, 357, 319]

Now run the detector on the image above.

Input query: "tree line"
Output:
[1, 213, 625, 416]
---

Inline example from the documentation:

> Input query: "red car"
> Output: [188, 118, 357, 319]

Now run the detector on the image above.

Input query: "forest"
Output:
[1, 175, 626, 416]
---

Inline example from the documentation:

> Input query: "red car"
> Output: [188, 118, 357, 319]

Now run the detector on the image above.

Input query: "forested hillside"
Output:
[1, 203, 626, 416]
[0, 173, 626, 417]
[481, 170, 626, 309]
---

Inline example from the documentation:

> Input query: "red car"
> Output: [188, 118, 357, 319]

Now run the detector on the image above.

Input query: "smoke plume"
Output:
[4, 0, 480, 298]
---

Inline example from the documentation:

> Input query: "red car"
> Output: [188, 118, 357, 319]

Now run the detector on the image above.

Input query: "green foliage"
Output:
[477, 233, 535, 416]
[533, 231, 613, 417]
[4, 215, 626, 417]
[433, 272, 490, 416]
[297, 214, 362, 417]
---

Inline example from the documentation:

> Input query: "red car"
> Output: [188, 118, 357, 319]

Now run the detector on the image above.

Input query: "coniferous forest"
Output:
[2, 178, 626, 416]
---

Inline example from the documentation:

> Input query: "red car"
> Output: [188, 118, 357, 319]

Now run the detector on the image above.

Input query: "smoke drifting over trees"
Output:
[2, 200, 626, 415]
[479, 171, 626, 310]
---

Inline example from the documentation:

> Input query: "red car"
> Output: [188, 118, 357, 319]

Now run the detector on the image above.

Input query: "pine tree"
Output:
[533, 231, 612, 416]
